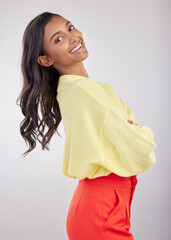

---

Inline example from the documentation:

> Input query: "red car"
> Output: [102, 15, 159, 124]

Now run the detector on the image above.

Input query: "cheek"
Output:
[51, 44, 69, 63]
[43, 39, 68, 58]
[50, 45, 73, 67]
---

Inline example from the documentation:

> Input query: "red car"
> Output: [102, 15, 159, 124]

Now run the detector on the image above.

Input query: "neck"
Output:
[56, 62, 89, 78]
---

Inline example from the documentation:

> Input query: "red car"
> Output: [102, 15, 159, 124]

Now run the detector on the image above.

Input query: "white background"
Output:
[0, 0, 170, 239]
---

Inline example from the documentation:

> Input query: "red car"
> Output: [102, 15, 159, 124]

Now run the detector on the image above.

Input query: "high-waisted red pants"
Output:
[66, 172, 138, 240]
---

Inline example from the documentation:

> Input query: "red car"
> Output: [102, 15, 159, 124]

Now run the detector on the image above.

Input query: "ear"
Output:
[37, 55, 54, 67]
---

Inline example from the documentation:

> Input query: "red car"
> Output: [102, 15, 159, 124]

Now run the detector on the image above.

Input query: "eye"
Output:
[54, 36, 63, 43]
[54, 25, 75, 44]
[69, 25, 75, 31]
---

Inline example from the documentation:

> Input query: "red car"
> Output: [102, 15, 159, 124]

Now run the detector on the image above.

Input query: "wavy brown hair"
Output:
[16, 12, 63, 157]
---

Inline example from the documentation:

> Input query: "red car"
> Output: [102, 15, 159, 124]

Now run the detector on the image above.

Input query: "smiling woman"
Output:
[17, 11, 156, 240]
[17, 11, 89, 157]
[37, 15, 89, 75]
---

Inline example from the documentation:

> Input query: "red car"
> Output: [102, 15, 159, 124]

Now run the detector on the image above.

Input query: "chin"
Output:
[82, 50, 89, 61]
[71, 50, 89, 63]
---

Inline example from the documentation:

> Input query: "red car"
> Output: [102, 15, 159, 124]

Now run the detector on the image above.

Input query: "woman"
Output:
[17, 12, 157, 240]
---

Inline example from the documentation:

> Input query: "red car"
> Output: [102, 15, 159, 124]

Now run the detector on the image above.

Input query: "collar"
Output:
[57, 74, 91, 91]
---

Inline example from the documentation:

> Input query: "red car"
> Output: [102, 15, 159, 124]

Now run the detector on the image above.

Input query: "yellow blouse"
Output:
[56, 74, 157, 180]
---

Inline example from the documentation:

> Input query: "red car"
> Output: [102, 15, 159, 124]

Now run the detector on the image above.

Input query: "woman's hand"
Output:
[127, 119, 138, 126]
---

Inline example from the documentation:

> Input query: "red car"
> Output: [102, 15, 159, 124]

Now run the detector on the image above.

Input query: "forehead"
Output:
[44, 16, 69, 40]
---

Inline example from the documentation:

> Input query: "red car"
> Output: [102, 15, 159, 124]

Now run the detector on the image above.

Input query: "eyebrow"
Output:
[50, 20, 71, 41]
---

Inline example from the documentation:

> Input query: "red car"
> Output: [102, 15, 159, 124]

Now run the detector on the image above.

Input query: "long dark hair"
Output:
[16, 12, 63, 157]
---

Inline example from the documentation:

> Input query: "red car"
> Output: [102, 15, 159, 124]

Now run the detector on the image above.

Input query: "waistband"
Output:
[79, 172, 137, 188]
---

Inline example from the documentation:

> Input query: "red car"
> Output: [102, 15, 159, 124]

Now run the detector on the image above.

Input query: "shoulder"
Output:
[97, 81, 118, 97]
[74, 78, 103, 92]
[64, 78, 107, 102]
[57, 78, 105, 109]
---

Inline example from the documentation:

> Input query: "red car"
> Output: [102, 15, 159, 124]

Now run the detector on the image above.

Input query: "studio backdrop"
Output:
[0, 0, 170, 239]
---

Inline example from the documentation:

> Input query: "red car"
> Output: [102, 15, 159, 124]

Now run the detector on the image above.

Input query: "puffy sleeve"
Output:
[97, 81, 138, 124]
[59, 80, 157, 178]
[118, 97, 138, 125]
[100, 106, 156, 176]
[58, 81, 107, 179]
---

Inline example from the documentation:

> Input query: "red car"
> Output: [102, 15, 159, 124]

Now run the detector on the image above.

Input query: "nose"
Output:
[69, 35, 79, 44]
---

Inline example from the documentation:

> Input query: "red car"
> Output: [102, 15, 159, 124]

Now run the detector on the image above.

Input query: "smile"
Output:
[70, 42, 83, 54]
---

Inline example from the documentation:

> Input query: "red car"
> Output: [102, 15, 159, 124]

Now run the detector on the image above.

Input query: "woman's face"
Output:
[38, 16, 89, 73]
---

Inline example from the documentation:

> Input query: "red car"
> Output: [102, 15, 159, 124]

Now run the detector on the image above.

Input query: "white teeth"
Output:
[70, 42, 82, 53]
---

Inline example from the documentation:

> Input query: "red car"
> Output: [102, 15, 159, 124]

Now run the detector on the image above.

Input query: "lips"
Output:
[70, 41, 83, 54]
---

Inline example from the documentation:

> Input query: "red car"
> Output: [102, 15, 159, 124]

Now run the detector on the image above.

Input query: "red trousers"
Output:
[66, 172, 138, 240]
